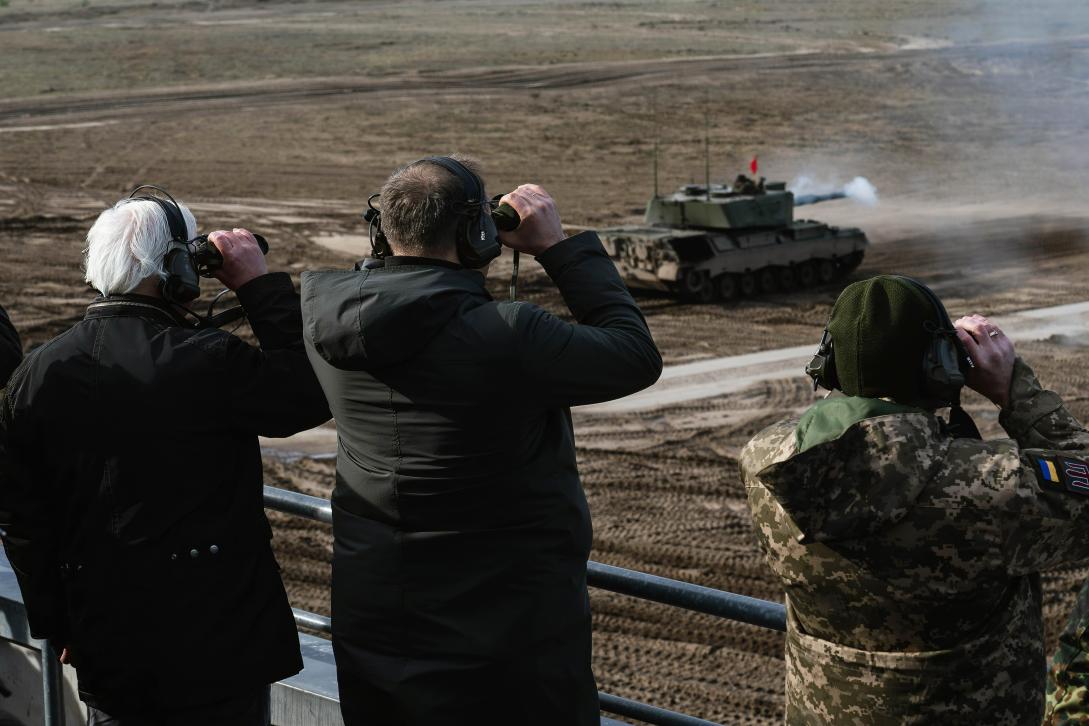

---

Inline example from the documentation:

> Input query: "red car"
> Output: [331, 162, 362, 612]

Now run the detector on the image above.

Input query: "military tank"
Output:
[598, 175, 868, 302]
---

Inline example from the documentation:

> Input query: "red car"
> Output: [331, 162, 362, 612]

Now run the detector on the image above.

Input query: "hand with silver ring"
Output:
[954, 314, 1015, 408]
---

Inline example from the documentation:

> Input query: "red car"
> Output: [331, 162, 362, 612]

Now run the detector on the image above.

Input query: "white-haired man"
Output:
[0, 192, 329, 725]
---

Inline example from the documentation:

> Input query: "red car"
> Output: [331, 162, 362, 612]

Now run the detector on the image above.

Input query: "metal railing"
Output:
[264, 486, 786, 726]
[42, 638, 63, 726]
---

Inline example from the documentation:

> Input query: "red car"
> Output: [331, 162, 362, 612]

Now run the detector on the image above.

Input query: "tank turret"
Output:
[599, 175, 868, 302]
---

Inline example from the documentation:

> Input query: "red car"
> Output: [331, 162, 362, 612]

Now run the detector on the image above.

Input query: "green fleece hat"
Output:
[827, 275, 942, 405]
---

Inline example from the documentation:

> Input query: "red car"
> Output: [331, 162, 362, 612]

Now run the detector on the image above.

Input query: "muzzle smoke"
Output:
[789, 175, 879, 206]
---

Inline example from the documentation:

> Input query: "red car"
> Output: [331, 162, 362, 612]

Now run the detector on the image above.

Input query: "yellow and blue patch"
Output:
[1031, 454, 1089, 496]
[1039, 458, 1060, 483]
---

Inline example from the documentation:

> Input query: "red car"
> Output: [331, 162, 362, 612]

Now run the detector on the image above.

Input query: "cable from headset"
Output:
[509, 251, 520, 301]
[489, 195, 522, 301]
[207, 288, 233, 318]
[363, 193, 389, 259]
[166, 299, 206, 328]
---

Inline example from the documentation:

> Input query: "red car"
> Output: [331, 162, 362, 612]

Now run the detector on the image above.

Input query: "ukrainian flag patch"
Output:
[1039, 458, 1060, 483]
[1031, 454, 1089, 496]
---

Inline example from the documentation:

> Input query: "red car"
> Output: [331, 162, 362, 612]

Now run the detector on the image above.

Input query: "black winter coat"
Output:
[0, 303, 21, 386]
[0, 273, 330, 713]
[301, 232, 662, 674]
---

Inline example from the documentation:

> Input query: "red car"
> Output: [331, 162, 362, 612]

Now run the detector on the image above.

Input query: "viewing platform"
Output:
[0, 487, 787, 726]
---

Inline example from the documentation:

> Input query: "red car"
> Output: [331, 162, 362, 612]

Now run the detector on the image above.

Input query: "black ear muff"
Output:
[421, 156, 501, 269]
[159, 247, 200, 303]
[891, 275, 981, 439]
[363, 193, 391, 259]
[890, 275, 970, 407]
[127, 185, 199, 304]
[805, 328, 839, 392]
[921, 321, 966, 403]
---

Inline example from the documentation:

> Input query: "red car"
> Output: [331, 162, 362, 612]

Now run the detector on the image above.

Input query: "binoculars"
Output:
[190, 233, 270, 277]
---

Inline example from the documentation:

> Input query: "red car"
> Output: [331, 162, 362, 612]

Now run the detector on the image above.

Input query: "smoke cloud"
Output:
[843, 177, 878, 206]
[789, 174, 879, 206]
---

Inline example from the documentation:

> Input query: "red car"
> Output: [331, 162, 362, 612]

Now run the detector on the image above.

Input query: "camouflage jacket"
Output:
[740, 358, 1089, 725]
[1047, 576, 1089, 724]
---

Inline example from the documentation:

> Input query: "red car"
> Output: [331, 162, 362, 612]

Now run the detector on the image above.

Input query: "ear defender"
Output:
[126, 185, 200, 304]
[363, 193, 391, 259]
[420, 156, 501, 269]
[890, 275, 971, 408]
[805, 328, 839, 392]
[812, 274, 981, 439]
[362, 157, 502, 268]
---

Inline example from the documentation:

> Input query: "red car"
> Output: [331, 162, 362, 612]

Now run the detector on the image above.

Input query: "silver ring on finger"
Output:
[988, 330, 1000, 338]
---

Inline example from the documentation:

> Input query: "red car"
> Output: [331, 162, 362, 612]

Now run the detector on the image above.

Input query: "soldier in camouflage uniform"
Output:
[740, 275, 1089, 725]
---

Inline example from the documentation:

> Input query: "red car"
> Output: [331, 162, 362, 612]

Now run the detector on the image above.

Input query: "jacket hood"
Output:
[755, 396, 948, 543]
[301, 261, 489, 370]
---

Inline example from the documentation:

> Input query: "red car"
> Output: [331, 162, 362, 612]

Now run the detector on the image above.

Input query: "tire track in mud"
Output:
[3, 35, 1088, 125]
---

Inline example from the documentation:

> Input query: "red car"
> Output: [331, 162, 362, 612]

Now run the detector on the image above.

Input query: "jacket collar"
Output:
[382, 255, 464, 271]
[85, 294, 191, 327]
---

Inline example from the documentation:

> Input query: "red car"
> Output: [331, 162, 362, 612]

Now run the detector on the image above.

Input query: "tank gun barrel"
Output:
[794, 191, 847, 206]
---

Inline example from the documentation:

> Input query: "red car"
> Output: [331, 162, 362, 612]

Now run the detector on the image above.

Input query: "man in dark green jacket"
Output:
[301, 156, 662, 725]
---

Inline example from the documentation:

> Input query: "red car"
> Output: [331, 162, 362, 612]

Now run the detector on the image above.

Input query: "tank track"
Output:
[672, 250, 865, 303]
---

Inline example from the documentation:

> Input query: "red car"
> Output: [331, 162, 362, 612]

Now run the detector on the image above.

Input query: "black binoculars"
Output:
[189, 233, 270, 277]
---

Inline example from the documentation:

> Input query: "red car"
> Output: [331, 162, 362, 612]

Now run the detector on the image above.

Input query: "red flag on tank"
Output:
[750, 157, 758, 175]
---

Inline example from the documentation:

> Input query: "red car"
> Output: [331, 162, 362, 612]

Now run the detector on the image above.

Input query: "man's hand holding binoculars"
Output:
[497, 184, 565, 257]
[955, 314, 1016, 409]
[207, 228, 268, 291]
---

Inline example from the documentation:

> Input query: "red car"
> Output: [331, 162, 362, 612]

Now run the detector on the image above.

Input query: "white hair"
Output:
[84, 198, 197, 296]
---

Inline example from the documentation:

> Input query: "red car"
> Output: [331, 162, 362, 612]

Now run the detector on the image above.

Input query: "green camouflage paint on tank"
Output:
[599, 176, 869, 303]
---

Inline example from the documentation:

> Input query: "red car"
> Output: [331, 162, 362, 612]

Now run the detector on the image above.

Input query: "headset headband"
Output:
[123, 184, 200, 304]
[126, 184, 188, 245]
[415, 156, 499, 268]
[418, 157, 484, 209]
[890, 275, 955, 333]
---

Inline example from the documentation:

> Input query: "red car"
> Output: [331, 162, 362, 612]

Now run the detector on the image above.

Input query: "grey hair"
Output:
[84, 198, 197, 296]
[379, 154, 483, 256]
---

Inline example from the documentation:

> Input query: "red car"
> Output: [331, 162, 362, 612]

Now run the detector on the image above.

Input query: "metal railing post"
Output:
[41, 638, 64, 726]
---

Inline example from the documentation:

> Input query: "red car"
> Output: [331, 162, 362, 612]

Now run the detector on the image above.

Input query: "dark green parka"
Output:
[301, 231, 662, 722]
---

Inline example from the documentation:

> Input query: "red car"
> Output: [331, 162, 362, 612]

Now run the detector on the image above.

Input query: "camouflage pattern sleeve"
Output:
[738, 420, 798, 483]
[1046, 577, 1089, 725]
[977, 357, 1089, 574]
[999, 357, 1089, 453]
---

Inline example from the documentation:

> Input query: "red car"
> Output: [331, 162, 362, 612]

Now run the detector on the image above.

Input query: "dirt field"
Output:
[6, 1, 1089, 723]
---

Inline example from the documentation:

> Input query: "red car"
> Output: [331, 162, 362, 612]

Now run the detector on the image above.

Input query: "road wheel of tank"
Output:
[715, 274, 739, 301]
[796, 262, 817, 288]
[778, 266, 797, 290]
[759, 268, 778, 294]
[817, 259, 836, 284]
[739, 272, 758, 297]
[679, 268, 707, 300]
[697, 280, 718, 304]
